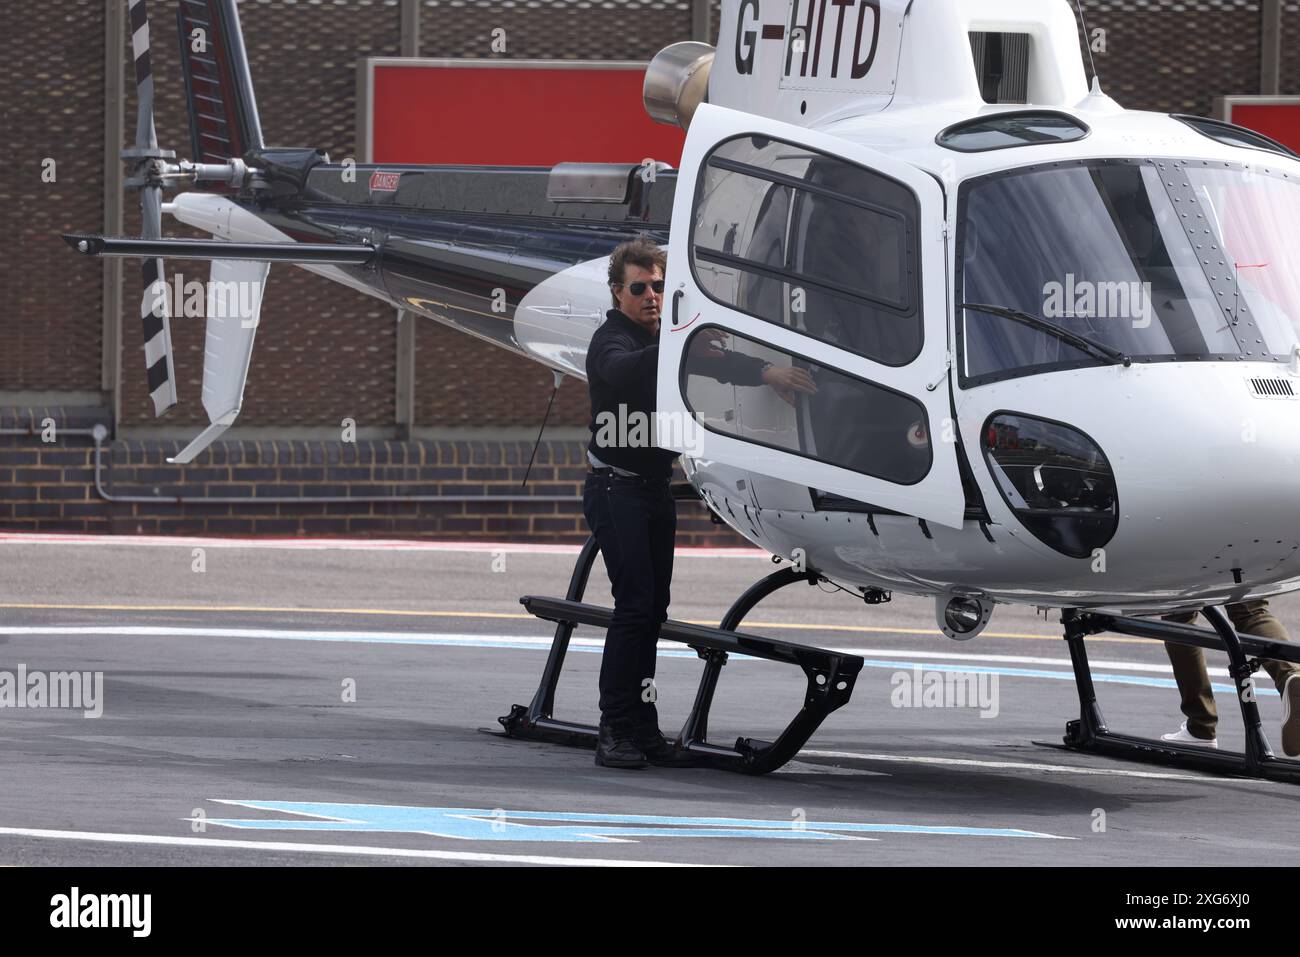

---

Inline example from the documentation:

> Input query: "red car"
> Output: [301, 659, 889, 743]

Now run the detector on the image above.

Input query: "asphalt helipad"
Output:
[2, 533, 1299, 866]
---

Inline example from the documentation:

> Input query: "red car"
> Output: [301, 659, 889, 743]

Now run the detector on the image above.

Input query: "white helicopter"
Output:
[68, 0, 1300, 776]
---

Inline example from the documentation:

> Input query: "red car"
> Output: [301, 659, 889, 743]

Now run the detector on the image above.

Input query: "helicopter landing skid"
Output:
[1061, 607, 1300, 783]
[498, 535, 863, 774]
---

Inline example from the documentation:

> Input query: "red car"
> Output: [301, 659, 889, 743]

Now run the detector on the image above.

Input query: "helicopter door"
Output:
[659, 104, 964, 528]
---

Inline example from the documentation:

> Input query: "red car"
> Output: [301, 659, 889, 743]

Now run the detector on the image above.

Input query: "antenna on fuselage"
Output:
[1074, 0, 1101, 91]
[521, 370, 566, 488]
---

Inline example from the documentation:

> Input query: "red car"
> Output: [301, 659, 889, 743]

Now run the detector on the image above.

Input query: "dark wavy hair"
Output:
[607, 235, 667, 308]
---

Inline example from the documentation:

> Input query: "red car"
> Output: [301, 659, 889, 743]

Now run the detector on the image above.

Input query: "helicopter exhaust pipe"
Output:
[937, 594, 995, 641]
[644, 41, 714, 130]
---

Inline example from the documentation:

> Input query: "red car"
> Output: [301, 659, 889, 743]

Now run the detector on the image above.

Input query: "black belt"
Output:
[587, 467, 669, 484]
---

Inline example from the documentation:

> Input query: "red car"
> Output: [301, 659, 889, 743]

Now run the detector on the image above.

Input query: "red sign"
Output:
[368, 170, 402, 192]
[1216, 96, 1300, 153]
[361, 59, 686, 167]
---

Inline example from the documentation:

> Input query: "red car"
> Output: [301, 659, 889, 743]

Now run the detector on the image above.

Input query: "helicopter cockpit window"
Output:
[680, 325, 932, 485]
[937, 111, 1089, 153]
[957, 158, 1300, 387]
[691, 135, 921, 366]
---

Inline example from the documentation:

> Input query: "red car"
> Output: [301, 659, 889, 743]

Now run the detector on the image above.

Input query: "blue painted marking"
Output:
[243, 634, 1277, 693]
[245, 633, 1274, 694]
[236, 631, 1256, 691]
[202, 801, 1066, 844]
[57, 624, 1280, 693]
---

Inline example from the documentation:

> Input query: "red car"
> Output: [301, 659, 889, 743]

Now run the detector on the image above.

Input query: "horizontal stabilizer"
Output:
[64, 234, 373, 265]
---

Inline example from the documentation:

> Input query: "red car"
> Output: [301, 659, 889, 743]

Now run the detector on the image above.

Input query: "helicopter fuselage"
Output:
[166, 87, 1300, 621]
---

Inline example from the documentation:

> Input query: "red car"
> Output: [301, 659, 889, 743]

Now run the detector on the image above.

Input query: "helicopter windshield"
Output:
[957, 158, 1300, 386]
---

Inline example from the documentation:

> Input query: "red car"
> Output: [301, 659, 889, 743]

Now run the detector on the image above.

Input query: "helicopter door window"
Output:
[681, 325, 933, 486]
[691, 134, 922, 367]
[736, 179, 792, 329]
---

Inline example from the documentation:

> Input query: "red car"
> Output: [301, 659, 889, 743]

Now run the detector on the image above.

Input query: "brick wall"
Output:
[7, 1, 1298, 548]
[1, 0, 106, 392]
[0, 407, 748, 547]
[11, 0, 1296, 431]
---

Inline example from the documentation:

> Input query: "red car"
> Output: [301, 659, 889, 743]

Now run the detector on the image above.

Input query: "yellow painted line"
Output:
[0, 601, 1150, 644]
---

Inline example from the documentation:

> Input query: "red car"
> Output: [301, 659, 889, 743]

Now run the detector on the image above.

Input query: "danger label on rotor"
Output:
[369, 171, 401, 192]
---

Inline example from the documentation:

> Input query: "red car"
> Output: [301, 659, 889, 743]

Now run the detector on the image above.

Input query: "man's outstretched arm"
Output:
[588, 332, 658, 384]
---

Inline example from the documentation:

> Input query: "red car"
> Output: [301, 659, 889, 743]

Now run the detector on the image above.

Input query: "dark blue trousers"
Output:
[581, 472, 676, 730]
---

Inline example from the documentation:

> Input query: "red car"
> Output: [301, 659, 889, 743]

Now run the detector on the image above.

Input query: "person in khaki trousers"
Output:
[1160, 599, 1300, 756]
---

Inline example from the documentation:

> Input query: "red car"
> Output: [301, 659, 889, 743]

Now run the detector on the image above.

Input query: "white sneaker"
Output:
[1281, 674, 1300, 758]
[1160, 721, 1218, 749]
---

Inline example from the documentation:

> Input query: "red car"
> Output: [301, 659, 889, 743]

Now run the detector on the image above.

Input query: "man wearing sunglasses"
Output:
[584, 236, 816, 768]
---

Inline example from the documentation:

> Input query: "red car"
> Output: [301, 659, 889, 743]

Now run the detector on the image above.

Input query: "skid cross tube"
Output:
[1061, 607, 1300, 782]
[498, 535, 863, 773]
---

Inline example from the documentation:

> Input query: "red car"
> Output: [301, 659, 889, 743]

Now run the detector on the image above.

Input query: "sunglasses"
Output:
[614, 279, 666, 296]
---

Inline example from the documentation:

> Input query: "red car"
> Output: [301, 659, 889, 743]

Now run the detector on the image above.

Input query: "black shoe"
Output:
[635, 729, 703, 767]
[595, 722, 649, 769]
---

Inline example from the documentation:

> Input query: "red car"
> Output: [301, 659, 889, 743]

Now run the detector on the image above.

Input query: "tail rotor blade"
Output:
[129, 0, 160, 152]
[128, 0, 178, 416]
[140, 254, 177, 416]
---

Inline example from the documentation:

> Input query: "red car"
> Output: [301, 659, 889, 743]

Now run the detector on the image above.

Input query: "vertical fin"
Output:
[176, 0, 264, 168]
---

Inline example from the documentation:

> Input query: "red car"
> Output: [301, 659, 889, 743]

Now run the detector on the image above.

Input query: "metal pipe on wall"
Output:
[1, 427, 580, 505]
[691, 0, 713, 44]
[1262, 0, 1283, 95]
[103, 0, 126, 430]
[83, 428, 579, 505]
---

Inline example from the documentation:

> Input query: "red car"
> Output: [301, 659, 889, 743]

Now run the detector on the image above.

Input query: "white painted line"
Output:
[0, 532, 767, 558]
[0, 825, 710, 867]
[0, 625, 1213, 674]
[799, 749, 1278, 784]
